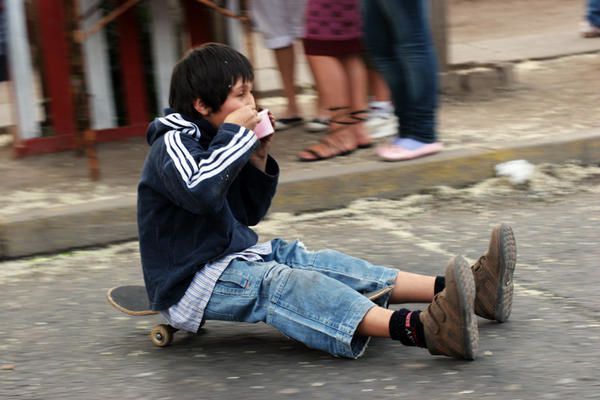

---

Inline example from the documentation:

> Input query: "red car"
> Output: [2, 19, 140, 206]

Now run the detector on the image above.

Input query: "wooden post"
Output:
[69, 0, 99, 180]
[182, 0, 214, 47]
[115, 1, 149, 125]
[38, 0, 77, 136]
[429, 0, 448, 71]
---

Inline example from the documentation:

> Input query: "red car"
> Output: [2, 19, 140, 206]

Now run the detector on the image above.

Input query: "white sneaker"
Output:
[275, 116, 303, 131]
[305, 117, 329, 132]
[580, 20, 600, 37]
[366, 111, 397, 139]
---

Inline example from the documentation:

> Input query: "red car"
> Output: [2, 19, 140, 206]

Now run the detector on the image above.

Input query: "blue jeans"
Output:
[362, 0, 438, 143]
[588, 0, 600, 27]
[204, 239, 398, 358]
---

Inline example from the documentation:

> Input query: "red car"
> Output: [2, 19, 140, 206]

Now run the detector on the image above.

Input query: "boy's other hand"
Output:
[224, 105, 261, 130]
[249, 110, 275, 172]
[268, 110, 276, 131]
[249, 133, 274, 173]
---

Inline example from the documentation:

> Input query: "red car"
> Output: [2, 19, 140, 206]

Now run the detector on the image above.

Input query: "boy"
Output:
[137, 43, 517, 360]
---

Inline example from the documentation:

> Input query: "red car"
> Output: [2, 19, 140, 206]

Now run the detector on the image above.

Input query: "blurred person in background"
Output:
[298, 0, 372, 161]
[250, 0, 307, 130]
[366, 67, 397, 139]
[581, 0, 600, 37]
[362, 0, 443, 161]
[0, 0, 6, 82]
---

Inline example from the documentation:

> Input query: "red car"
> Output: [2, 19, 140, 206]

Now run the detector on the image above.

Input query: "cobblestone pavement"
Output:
[2, 165, 600, 399]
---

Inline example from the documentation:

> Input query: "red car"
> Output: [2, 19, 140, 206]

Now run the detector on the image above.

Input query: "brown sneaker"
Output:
[472, 224, 517, 323]
[420, 256, 478, 360]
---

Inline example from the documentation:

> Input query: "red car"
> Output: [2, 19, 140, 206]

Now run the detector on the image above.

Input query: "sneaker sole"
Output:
[376, 142, 444, 161]
[494, 224, 517, 323]
[453, 255, 478, 360]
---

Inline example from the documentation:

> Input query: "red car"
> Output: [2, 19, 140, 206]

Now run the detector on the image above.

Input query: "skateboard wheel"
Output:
[150, 324, 175, 347]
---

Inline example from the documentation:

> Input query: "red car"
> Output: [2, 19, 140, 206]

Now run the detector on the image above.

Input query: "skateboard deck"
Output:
[107, 285, 158, 316]
[107, 284, 394, 347]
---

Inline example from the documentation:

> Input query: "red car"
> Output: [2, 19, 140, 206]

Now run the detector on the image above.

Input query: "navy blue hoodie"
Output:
[137, 112, 279, 310]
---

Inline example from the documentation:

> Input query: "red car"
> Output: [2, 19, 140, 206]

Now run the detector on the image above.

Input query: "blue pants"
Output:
[362, 0, 439, 143]
[588, 0, 600, 27]
[204, 239, 398, 358]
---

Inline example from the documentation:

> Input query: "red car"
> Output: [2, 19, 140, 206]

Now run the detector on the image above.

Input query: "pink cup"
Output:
[254, 109, 274, 139]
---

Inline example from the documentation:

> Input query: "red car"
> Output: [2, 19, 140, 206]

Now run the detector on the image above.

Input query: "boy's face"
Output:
[204, 78, 256, 128]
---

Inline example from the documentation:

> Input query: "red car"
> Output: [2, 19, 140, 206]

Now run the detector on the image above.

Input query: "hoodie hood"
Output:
[146, 110, 217, 148]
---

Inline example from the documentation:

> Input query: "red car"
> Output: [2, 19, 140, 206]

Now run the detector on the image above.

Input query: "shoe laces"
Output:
[430, 293, 447, 327]
[472, 255, 487, 272]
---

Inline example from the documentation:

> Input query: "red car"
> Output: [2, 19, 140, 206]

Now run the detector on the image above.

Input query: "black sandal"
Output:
[349, 109, 373, 149]
[298, 106, 364, 161]
[298, 135, 352, 162]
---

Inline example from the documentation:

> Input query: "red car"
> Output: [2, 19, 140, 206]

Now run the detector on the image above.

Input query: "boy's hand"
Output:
[268, 110, 276, 131]
[249, 134, 274, 172]
[249, 110, 275, 172]
[224, 105, 261, 130]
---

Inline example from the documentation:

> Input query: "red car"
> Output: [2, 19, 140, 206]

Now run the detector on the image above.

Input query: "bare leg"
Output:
[343, 54, 369, 112]
[358, 271, 435, 338]
[306, 54, 348, 115]
[273, 45, 300, 118]
[358, 270, 435, 337]
[357, 306, 393, 337]
[342, 54, 371, 147]
[305, 54, 334, 120]
[299, 55, 357, 160]
[391, 271, 436, 303]
[315, 92, 329, 119]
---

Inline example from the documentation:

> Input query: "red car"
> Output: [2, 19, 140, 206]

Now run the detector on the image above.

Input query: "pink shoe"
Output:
[376, 141, 443, 161]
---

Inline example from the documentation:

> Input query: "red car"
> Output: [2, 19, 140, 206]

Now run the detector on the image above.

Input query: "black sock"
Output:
[389, 309, 426, 348]
[434, 276, 446, 295]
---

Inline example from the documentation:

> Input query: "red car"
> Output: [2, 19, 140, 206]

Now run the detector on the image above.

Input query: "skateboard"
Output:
[107, 285, 394, 347]
[107, 285, 178, 347]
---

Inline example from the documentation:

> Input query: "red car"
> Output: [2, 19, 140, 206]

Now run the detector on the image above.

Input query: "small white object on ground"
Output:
[495, 159, 535, 184]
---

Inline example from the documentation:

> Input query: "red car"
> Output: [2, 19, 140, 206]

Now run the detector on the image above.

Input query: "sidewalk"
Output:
[448, 0, 600, 64]
[452, 29, 600, 64]
[1, 28, 600, 258]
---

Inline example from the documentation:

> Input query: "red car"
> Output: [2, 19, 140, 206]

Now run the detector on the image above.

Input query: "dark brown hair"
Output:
[169, 43, 254, 118]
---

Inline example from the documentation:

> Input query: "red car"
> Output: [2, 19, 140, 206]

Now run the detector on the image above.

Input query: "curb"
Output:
[0, 195, 137, 259]
[274, 130, 600, 213]
[440, 62, 515, 96]
[1, 130, 599, 259]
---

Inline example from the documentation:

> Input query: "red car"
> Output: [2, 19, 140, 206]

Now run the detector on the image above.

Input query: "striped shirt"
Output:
[161, 241, 273, 333]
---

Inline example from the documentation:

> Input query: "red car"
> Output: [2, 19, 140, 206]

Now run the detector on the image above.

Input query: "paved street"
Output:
[2, 0, 599, 398]
[2, 164, 599, 399]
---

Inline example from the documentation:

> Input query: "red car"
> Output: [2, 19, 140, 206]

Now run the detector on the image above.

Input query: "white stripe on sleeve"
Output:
[165, 131, 193, 180]
[164, 125, 257, 189]
[187, 128, 257, 188]
[164, 131, 191, 181]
